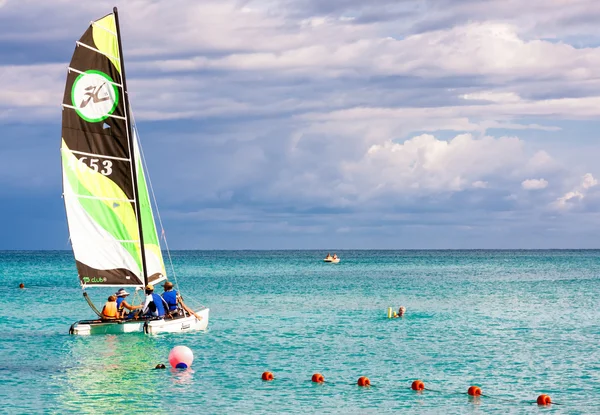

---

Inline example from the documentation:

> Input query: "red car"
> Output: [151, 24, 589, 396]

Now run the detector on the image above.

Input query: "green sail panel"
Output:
[133, 129, 167, 285]
[61, 13, 144, 286]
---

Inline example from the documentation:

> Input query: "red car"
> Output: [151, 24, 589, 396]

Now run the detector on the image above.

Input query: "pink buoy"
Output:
[168, 346, 194, 369]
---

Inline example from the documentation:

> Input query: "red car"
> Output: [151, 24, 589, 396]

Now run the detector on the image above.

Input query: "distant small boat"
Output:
[323, 257, 340, 263]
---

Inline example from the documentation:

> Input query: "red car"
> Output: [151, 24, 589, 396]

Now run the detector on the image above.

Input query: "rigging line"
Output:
[83, 292, 103, 318]
[129, 111, 181, 292]
[132, 287, 142, 309]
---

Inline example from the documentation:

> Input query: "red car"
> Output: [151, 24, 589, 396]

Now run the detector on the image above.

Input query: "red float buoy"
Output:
[357, 376, 371, 387]
[411, 380, 425, 391]
[537, 394, 551, 405]
[467, 386, 481, 396]
[312, 373, 325, 383]
[262, 371, 274, 381]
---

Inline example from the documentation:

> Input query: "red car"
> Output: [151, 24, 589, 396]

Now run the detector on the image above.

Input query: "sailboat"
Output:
[62, 8, 209, 335]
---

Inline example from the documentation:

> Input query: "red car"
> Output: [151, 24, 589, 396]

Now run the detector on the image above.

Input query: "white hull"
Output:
[324, 258, 340, 263]
[71, 307, 209, 335]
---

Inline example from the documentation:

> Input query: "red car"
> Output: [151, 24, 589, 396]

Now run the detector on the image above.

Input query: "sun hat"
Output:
[115, 288, 130, 297]
[145, 284, 154, 291]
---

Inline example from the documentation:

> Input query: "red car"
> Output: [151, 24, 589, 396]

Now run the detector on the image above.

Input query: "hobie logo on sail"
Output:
[71, 70, 119, 123]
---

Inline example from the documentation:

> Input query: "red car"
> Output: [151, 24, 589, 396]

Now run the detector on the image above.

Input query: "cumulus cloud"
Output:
[336, 133, 542, 197]
[2, 0, 600, 248]
[521, 178, 548, 190]
[136, 20, 600, 85]
[5, 1, 600, 128]
[462, 91, 523, 104]
[581, 173, 598, 189]
[277, 0, 600, 42]
[555, 173, 598, 208]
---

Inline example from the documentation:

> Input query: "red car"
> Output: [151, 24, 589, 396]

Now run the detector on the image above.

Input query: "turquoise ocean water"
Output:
[1, 250, 599, 414]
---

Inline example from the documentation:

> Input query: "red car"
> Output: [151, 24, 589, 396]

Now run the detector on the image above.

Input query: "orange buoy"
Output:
[262, 371, 274, 381]
[411, 380, 425, 391]
[357, 376, 371, 387]
[467, 386, 481, 396]
[537, 394, 552, 405]
[312, 373, 325, 383]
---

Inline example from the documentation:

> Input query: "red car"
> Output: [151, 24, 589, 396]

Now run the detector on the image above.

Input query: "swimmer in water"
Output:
[398, 306, 406, 317]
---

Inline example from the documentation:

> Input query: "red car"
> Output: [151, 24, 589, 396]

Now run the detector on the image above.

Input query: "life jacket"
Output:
[162, 290, 178, 311]
[116, 297, 125, 310]
[150, 293, 166, 317]
[102, 301, 118, 318]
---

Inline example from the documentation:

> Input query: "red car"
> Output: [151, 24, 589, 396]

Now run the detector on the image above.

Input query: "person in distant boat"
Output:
[138, 284, 167, 318]
[101, 295, 118, 319]
[398, 306, 406, 317]
[325, 253, 332, 259]
[333, 253, 338, 259]
[161, 281, 202, 320]
[114, 288, 141, 318]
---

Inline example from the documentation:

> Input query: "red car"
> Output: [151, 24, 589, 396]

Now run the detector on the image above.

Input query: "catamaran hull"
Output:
[70, 308, 209, 335]
[146, 308, 209, 334]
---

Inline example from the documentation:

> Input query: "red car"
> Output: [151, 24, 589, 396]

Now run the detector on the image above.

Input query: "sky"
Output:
[2, 0, 600, 249]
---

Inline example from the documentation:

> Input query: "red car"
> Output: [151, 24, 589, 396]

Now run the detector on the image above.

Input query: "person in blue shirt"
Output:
[161, 281, 179, 313]
[139, 284, 167, 318]
[161, 281, 202, 320]
[114, 288, 141, 318]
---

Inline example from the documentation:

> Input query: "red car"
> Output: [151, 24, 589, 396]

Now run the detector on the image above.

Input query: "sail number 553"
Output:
[74, 157, 113, 176]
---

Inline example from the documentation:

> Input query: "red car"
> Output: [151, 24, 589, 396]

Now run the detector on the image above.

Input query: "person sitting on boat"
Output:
[333, 253, 338, 259]
[138, 284, 168, 318]
[161, 281, 179, 313]
[114, 288, 140, 318]
[162, 281, 203, 321]
[325, 253, 332, 259]
[101, 295, 118, 320]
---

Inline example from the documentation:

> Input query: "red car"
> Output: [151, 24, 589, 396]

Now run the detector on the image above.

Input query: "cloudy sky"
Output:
[2, 0, 600, 249]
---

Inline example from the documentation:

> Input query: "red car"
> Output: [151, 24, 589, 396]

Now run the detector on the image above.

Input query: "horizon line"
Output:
[2, 248, 600, 252]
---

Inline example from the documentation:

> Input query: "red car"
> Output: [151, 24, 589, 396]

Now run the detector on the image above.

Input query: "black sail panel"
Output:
[61, 13, 144, 287]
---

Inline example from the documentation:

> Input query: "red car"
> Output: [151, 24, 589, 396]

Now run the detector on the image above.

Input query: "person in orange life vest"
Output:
[101, 295, 118, 319]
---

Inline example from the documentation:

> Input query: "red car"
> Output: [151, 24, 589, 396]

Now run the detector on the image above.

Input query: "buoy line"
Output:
[153, 355, 565, 408]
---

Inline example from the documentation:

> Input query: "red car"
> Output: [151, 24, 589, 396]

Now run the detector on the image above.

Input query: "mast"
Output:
[113, 6, 149, 286]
